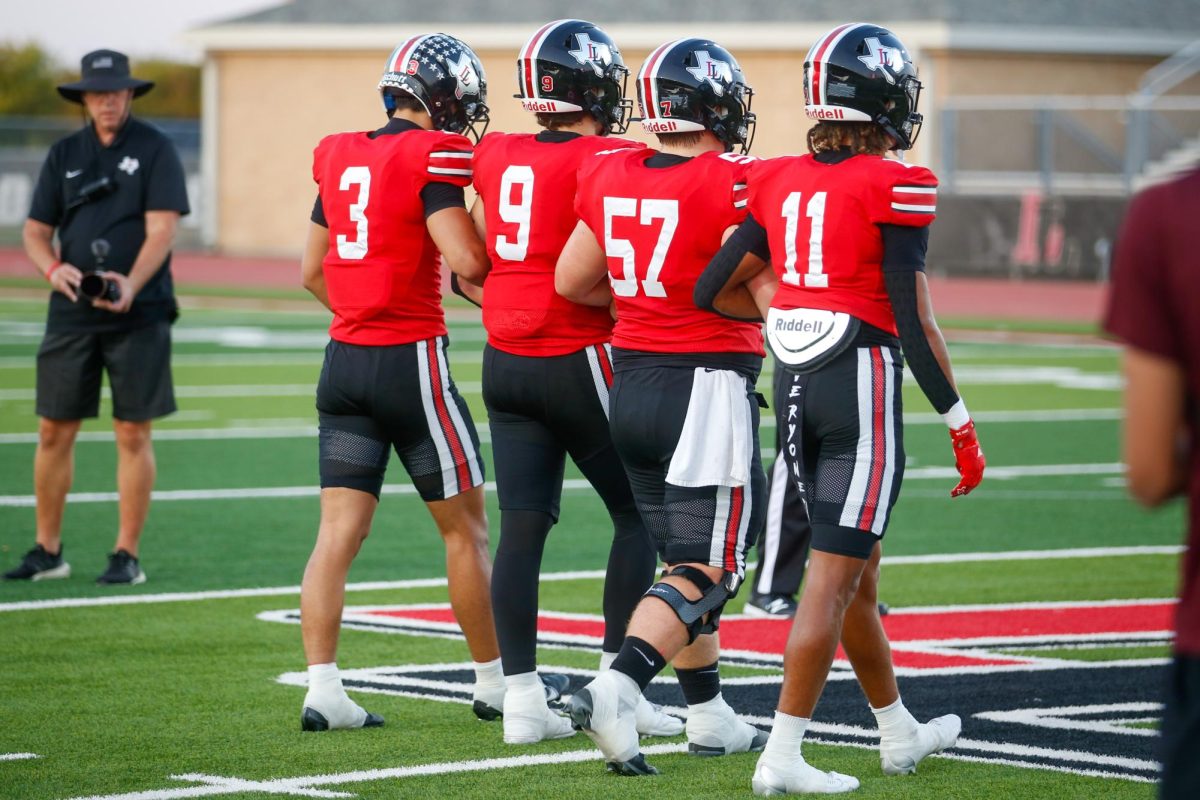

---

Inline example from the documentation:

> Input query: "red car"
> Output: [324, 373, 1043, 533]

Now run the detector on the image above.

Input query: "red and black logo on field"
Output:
[264, 599, 1172, 784]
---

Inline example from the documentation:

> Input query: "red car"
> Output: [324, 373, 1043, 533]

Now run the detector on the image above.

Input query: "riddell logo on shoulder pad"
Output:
[643, 119, 679, 133]
[807, 107, 846, 120]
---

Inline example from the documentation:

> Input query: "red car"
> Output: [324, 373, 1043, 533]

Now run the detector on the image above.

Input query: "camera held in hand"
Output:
[79, 272, 120, 302]
[80, 238, 121, 303]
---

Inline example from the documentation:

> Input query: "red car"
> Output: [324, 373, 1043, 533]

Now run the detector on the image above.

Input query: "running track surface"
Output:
[0, 247, 1108, 324]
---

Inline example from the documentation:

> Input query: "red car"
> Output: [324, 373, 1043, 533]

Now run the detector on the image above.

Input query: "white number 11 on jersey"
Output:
[781, 190, 828, 288]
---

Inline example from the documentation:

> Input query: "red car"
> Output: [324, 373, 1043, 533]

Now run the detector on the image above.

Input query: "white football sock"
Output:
[761, 710, 808, 761]
[599, 651, 618, 671]
[871, 697, 919, 740]
[505, 670, 543, 693]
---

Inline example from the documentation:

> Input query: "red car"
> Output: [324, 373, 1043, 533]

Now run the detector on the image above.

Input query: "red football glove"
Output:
[949, 420, 985, 497]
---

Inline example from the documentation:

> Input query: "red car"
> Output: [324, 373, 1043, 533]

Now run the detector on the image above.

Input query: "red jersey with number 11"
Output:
[312, 128, 473, 346]
[747, 153, 938, 335]
[574, 149, 764, 356]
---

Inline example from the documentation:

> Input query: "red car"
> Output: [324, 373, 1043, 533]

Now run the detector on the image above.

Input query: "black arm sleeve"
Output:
[310, 194, 327, 227]
[883, 231, 964, 417]
[880, 223, 928, 273]
[694, 214, 771, 319]
[421, 181, 466, 218]
[450, 273, 482, 308]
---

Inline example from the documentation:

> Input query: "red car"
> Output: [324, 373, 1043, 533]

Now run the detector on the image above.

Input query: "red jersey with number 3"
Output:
[312, 128, 473, 346]
[574, 149, 764, 356]
[747, 154, 938, 335]
[473, 132, 640, 356]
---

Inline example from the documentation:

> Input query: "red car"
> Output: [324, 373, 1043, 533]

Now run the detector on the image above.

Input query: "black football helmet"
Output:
[515, 19, 633, 134]
[378, 33, 490, 141]
[634, 38, 755, 154]
[802, 23, 923, 150]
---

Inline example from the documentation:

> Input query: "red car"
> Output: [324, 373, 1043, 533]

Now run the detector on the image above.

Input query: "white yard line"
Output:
[0, 547, 1178, 614]
[0, 463, 1126, 508]
[0, 408, 1122, 445]
[0, 753, 40, 761]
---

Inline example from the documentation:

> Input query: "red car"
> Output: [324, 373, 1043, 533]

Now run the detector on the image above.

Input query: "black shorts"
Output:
[316, 336, 484, 502]
[608, 365, 764, 576]
[482, 343, 635, 521]
[780, 345, 905, 560]
[1161, 653, 1200, 799]
[36, 322, 175, 422]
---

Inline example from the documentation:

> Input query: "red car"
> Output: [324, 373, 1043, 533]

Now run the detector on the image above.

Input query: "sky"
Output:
[3, 0, 284, 65]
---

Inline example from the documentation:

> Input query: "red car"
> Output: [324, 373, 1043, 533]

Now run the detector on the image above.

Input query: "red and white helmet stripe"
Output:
[384, 35, 429, 81]
[637, 39, 705, 135]
[517, 19, 585, 113]
[804, 22, 872, 122]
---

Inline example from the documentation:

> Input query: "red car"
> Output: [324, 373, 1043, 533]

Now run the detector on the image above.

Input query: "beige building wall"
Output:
[210, 45, 822, 256]
[209, 44, 1191, 254]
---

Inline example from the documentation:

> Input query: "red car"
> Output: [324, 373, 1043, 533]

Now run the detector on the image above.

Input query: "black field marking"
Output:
[323, 662, 1164, 783]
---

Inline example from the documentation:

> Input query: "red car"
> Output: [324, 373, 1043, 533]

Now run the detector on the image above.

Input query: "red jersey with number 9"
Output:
[574, 148, 764, 356]
[472, 132, 641, 356]
[747, 153, 938, 335]
[312, 128, 473, 346]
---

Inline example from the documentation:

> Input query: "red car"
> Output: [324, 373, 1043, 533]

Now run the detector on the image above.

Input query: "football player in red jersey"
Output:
[296, 34, 505, 732]
[466, 19, 683, 745]
[700, 23, 983, 794]
[556, 38, 769, 775]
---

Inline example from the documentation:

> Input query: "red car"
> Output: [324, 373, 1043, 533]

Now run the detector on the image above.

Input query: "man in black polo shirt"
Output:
[3, 50, 189, 586]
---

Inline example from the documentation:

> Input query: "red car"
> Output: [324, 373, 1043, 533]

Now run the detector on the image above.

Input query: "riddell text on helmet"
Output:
[643, 119, 680, 132]
[807, 107, 847, 120]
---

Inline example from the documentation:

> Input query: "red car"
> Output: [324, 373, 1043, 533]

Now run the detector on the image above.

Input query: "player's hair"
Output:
[383, 89, 427, 119]
[536, 110, 589, 130]
[807, 121, 893, 156]
[655, 131, 704, 148]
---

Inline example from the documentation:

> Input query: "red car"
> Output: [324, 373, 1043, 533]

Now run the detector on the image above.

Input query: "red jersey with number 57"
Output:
[574, 149, 765, 356]
[747, 153, 937, 335]
[473, 132, 640, 356]
[312, 128, 473, 346]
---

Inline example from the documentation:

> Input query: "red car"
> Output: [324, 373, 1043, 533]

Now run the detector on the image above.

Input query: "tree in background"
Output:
[0, 43, 199, 117]
[0, 43, 66, 116]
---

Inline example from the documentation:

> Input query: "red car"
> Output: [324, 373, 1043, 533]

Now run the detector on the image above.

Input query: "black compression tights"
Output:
[491, 509, 555, 676]
[603, 507, 657, 653]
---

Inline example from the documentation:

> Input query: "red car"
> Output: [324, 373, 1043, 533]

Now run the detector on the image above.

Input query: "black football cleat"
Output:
[301, 706, 384, 732]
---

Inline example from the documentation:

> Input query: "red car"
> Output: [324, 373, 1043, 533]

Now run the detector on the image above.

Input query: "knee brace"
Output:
[643, 565, 734, 644]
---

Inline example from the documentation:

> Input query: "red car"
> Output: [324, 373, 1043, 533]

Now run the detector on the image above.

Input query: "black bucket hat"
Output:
[57, 49, 154, 104]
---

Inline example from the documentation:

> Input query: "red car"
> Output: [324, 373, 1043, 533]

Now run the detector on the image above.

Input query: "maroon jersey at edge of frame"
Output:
[574, 148, 764, 356]
[473, 132, 641, 357]
[747, 153, 938, 335]
[312, 128, 473, 346]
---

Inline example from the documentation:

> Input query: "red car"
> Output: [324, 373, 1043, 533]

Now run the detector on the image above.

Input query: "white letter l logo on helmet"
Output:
[857, 37, 905, 85]
[567, 33, 612, 77]
[448, 52, 480, 100]
[685, 51, 734, 96]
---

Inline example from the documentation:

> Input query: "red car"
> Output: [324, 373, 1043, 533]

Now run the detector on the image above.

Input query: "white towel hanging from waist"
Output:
[666, 367, 752, 489]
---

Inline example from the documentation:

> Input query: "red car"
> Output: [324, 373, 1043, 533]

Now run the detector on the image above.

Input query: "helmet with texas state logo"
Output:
[803, 22, 924, 150]
[515, 18, 633, 134]
[634, 38, 756, 154]
[378, 33, 490, 140]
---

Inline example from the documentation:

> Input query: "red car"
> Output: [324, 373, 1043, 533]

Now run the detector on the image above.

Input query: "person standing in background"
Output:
[5, 49, 189, 586]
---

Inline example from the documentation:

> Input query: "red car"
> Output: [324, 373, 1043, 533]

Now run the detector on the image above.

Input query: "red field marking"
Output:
[365, 600, 1175, 670]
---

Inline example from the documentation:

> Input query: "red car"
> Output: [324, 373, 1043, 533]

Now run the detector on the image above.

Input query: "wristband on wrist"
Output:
[45, 260, 63, 281]
[942, 398, 971, 430]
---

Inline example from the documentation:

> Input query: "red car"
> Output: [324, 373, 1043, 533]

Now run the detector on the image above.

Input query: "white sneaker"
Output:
[880, 713, 961, 775]
[503, 684, 575, 744]
[635, 695, 684, 736]
[752, 755, 860, 795]
[566, 671, 658, 775]
[687, 697, 769, 756]
[300, 691, 383, 732]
